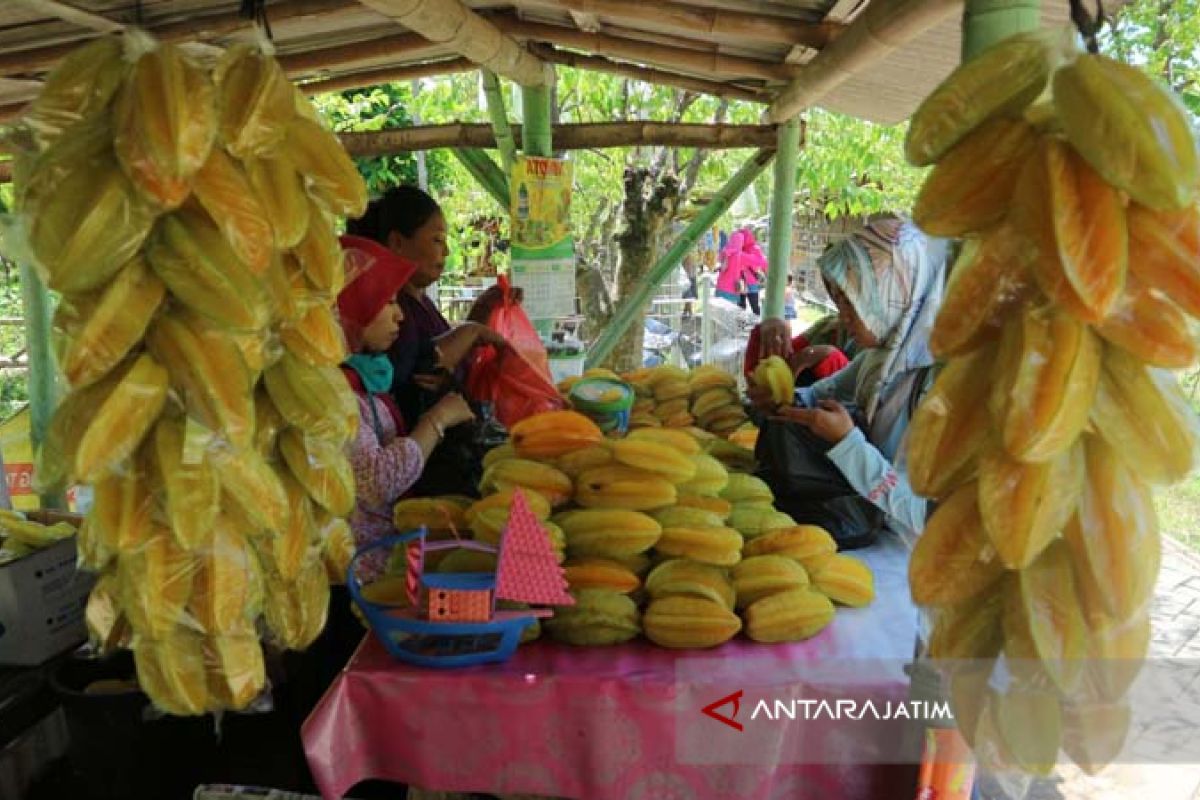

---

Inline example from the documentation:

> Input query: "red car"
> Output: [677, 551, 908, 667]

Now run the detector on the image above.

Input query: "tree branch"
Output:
[681, 98, 729, 195]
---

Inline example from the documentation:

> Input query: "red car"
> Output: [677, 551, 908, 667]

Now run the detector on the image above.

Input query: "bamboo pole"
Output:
[355, 0, 549, 87]
[962, 0, 1041, 59]
[763, 118, 801, 319]
[523, 0, 843, 49]
[768, 0, 960, 122]
[481, 69, 518, 174]
[13, 0, 123, 33]
[298, 57, 475, 95]
[521, 82, 554, 157]
[530, 45, 767, 103]
[452, 148, 511, 210]
[17, 263, 62, 509]
[495, 16, 801, 82]
[586, 148, 777, 368]
[0, 0, 356, 77]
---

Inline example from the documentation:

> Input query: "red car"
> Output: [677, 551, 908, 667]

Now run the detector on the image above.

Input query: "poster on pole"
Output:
[510, 156, 575, 321]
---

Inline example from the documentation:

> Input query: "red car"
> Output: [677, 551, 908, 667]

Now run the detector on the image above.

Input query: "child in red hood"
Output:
[337, 235, 476, 580]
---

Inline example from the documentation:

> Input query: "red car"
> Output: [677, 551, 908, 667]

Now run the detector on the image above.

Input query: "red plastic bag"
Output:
[466, 275, 564, 427]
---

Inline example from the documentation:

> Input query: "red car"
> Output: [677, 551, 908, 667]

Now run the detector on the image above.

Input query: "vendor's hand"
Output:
[771, 399, 855, 443]
[747, 380, 780, 414]
[758, 317, 793, 360]
[475, 325, 509, 350]
[430, 392, 475, 428]
[413, 371, 451, 393]
[789, 344, 837, 375]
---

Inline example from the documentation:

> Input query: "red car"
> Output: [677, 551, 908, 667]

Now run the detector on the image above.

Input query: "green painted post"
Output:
[520, 80, 554, 158]
[763, 118, 801, 319]
[481, 69, 518, 175]
[451, 148, 510, 210]
[586, 148, 777, 368]
[962, 0, 1041, 60]
[18, 264, 63, 509]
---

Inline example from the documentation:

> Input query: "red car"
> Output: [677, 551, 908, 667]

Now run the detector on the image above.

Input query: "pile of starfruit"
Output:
[452, 410, 875, 650]
[5, 31, 367, 715]
[905, 30, 1200, 776]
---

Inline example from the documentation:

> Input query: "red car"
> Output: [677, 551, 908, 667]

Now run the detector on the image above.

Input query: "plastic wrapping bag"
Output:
[467, 274, 563, 426]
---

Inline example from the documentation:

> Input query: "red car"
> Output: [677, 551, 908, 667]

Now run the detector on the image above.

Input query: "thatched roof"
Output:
[0, 1, 1086, 126]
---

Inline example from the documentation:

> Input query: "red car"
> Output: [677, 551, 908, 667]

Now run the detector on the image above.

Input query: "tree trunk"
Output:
[602, 167, 681, 372]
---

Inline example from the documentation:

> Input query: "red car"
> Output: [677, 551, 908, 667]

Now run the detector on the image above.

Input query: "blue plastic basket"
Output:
[347, 531, 536, 669]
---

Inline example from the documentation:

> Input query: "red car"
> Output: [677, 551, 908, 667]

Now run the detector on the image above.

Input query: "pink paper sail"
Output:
[496, 489, 574, 606]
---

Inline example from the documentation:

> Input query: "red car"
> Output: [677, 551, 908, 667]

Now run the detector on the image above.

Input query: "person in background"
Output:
[783, 274, 798, 321]
[336, 235, 476, 581]
[744, 276, 851, 389]
[750, 214, 946, 549]
[716, 227, 768, 314]
[346, 186, 507, 496]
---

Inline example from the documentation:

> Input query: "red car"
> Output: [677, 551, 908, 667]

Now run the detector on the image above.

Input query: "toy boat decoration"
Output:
[348, 489, 574, 667]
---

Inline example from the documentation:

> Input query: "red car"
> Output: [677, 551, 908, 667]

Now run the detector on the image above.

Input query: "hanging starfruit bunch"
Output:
[904, 29, 1200, 777]
[4, 30, 367, 716]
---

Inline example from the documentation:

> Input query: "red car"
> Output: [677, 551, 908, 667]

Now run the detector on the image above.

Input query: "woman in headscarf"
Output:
[715, 227, 768, 313]
[750, 214, 946, 547]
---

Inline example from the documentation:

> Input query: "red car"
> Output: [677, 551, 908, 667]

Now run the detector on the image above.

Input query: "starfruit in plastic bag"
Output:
[279, 302, 347, 367]
[907, 342, 994, 498]
[1127, 202, 1200, 319]
[1090, 343, 1200, 485]
[1004, 540, 1088, 694]
[119, 527, 197, 640]
[914, 116, 1036, 237]
[263, 556, 329, 650]
[909, 481, 1005, 607]
[245, 154, 311, 250]
[990, 304, 1100, 463]
[204, 635, 266, 711]
[1061, 699, 1131, 775]
[284, 116, 368, 218]
[146, 202, 271, 332]
[990, 683, 1063, 776]
[292, 197, 345, 297]
[134, 627, 208, 716]
[1079, 609, 1150, 703]
[191, 147, 273, 274]
[145, 310, 255, 449]
[1010, 138, 1125, 322]
[262, 353, 359, 443]
[1095, 276, 1197, 369]
[1064, 435, 1159, 623]
[150, 411, 220, 552]
[215, 42, 293, 160]
[211, 445, 290, 536]
[905, 31, 1055, 167]
[113, 40, 216, 209]
[930, 225, 1033, 358]
[75, 353, 169, 483]
[927, 577, 1006, 661]
[979, 441, 1083, 571]
[24, 36, 128, 148]
[90, 467, 155, 556]
[278, 427, 356, 517]
[189, 516, 263, 636]
[1054, 53, 1198, 212]
[22, 118, 158, 294]
[55, 256, 166, 389]
[35, 367, 122, 494]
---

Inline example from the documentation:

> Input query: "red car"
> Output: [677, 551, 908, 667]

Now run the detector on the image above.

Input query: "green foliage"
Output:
[1101, 0, 1200, 118]
[795, 109, 926, 219]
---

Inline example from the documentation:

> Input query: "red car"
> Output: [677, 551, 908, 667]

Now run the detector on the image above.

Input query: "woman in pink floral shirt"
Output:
[337, 235, 476, 580]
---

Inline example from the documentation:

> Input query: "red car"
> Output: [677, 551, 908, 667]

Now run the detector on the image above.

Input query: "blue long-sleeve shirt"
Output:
[795, 354, 932, 547]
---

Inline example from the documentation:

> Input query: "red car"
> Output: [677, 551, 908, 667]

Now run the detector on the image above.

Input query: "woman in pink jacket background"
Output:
[715, 227, 768, 314]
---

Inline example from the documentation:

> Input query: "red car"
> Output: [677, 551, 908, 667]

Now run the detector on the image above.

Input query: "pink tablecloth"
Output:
[302, 537, 921, 800]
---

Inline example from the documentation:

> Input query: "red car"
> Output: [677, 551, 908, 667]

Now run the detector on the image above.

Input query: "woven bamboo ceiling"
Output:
[0, 0, 1085, 126]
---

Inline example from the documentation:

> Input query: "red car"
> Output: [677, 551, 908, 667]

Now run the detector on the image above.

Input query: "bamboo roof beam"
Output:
[12, 0, 123, 33]
[524, 0, 843, 49]
[768, 0, 959, 122]
[298, 57, 476, 95]
[278, 33, 445, 76]
[0, 0, 357, 77]
[530, 44, 767, 103]
[354, 0, 549, 86]
[338, 121, 780, 156]
[494, 16, 800, 82]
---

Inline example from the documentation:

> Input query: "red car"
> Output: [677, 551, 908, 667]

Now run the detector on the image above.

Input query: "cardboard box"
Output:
[0, 512, 93, 666]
